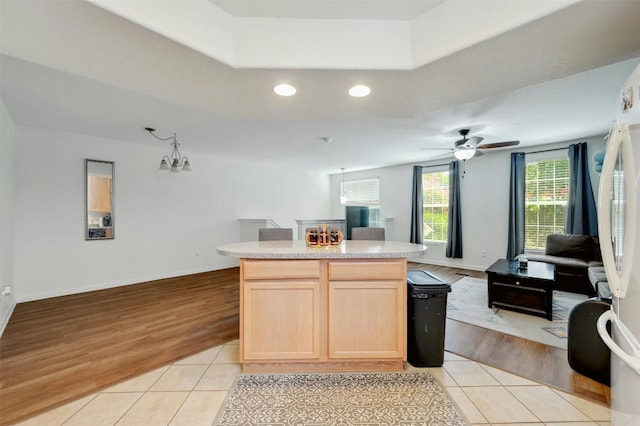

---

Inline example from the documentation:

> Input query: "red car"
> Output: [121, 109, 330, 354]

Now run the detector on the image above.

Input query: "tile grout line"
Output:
[164, 357, 216, 425]
[59, 393, 99, 426]
[167, 343, 238, 426]
[550, 387, 611, 422]
[441, 360, 493, 424]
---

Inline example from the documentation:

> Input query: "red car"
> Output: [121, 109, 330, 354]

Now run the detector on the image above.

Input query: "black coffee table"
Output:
[485, 259, 556, 320]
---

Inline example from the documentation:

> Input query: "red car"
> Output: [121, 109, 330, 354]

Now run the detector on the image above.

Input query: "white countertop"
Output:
[217, 240, 427, 259]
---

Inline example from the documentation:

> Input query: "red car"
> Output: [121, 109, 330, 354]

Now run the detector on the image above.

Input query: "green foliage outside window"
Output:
[422, 171, 449, 242]
[525, 158, 569, 250]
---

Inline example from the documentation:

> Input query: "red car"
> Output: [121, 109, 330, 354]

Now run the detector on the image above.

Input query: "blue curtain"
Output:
[565, 142, 598, 236]
[446, 161, 463, 258]
[506, 152, 526, 259]
[410, 166, 423, 244]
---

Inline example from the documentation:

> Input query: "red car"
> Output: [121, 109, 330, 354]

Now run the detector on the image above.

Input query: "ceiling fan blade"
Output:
[467, 136, 484, 147]
[473, 150, 485, 157]
[455, 135, 483, 148]
[478, 140, 520, 149]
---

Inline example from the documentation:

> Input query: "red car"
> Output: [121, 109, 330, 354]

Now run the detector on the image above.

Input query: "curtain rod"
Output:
[524, 146, 568, 155]
[418, 162, 450, 168]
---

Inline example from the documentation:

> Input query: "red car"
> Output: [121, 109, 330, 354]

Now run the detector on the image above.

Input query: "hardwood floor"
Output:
[0, 270, 239, 425]
[0, 263, 609, 425]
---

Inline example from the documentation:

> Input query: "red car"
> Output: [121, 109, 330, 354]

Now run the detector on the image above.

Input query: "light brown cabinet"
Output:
[328, 261, 405, 360]
[87, 176, 112, 212]
[242, 280, 321, 360]
[240, 258, 406, 372]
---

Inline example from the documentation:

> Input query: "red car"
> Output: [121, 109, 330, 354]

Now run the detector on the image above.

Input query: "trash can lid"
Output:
[407, 269, 448, 286]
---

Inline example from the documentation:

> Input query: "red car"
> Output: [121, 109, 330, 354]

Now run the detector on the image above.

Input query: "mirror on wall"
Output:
[85, 159, 114, 240]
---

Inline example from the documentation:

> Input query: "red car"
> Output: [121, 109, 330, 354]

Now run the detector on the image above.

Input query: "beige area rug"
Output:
[215, 372, 465, 425]
[447, 276, 588, 349]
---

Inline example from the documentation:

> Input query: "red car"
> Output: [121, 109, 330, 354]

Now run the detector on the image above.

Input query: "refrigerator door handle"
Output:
[597, 124, 637, 298]
[597, 309, 640, 375]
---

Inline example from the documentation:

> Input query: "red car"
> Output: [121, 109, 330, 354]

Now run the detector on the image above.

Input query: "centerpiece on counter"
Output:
[305, 224, 343, 247]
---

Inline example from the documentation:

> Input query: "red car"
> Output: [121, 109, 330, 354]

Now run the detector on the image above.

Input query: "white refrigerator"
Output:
[597, 63, 640, 425]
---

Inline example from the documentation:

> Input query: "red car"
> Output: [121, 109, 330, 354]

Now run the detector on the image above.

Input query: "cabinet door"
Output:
[328, 280, 405, 359]
[242, 280, 321, 361]
[88, 176, 112, 212]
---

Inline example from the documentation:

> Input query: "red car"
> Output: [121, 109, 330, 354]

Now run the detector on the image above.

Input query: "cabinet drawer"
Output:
[243, 260, 320, 280]
[490, 273, 532, 286]
[329, 260, 405, 281]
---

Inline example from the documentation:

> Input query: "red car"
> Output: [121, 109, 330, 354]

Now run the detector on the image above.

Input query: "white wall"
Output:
[331, 136, 606, 271]
[14, 126, 330, 302]
[8, 123, 607, 303]
[0, 99, 17, 335]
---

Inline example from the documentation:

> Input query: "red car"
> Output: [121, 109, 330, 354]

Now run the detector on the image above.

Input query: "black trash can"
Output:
[406, 270, 451, 367]
[567, 297, 611, 385]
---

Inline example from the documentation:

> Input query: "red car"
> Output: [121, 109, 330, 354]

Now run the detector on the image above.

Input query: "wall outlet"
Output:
[1, 285, 11, 296]
[481, 250, 487, 258]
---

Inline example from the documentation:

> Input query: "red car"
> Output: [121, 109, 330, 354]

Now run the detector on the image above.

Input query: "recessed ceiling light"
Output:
[348, 85, 371, 98]
[273, 83, 296, 96]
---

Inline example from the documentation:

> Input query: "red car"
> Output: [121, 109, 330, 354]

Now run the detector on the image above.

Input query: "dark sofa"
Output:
[526, 233, 602, 296]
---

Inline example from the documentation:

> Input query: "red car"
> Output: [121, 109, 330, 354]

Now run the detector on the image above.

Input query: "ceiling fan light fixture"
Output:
[454, 148, 475, 161]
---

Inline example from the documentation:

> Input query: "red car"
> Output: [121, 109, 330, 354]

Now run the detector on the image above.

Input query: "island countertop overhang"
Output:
[217, 240, 427, 259]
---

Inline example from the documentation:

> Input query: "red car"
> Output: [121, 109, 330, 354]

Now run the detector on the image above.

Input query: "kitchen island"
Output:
[217, 240, 427, 372]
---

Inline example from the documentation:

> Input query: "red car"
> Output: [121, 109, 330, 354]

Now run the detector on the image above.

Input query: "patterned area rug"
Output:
[215, 372, 465, 425]
[447, 277, 587, 349]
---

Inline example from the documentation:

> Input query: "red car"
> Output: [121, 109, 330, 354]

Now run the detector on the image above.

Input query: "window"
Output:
[524, 158, 569, 250]
[342, 178, 381, 227]
[341, 178, 379, 205]
[422, 170, 449, 242]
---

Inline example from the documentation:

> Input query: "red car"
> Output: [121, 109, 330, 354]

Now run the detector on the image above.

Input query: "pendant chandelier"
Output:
[340, 168, 348, 204]
[145, 127, 192, 172]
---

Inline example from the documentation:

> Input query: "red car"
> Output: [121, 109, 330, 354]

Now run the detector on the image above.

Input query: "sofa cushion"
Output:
[588, 266, 607, 284]
[527, 254, 590, 282]
[528, 254, 588, 269]
[597, 281, 613, 299]
[545, 234, 595, 262]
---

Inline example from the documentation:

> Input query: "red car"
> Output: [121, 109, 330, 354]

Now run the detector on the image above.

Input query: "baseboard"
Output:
[0, 300, 16, 338]
[16, 260, 240, 303]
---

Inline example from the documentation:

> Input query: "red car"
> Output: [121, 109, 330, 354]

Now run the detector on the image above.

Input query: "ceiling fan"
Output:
[423, 129, 520, 160]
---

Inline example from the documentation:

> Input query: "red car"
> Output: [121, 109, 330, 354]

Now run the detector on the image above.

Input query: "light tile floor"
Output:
[17, 340, 611, 426]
